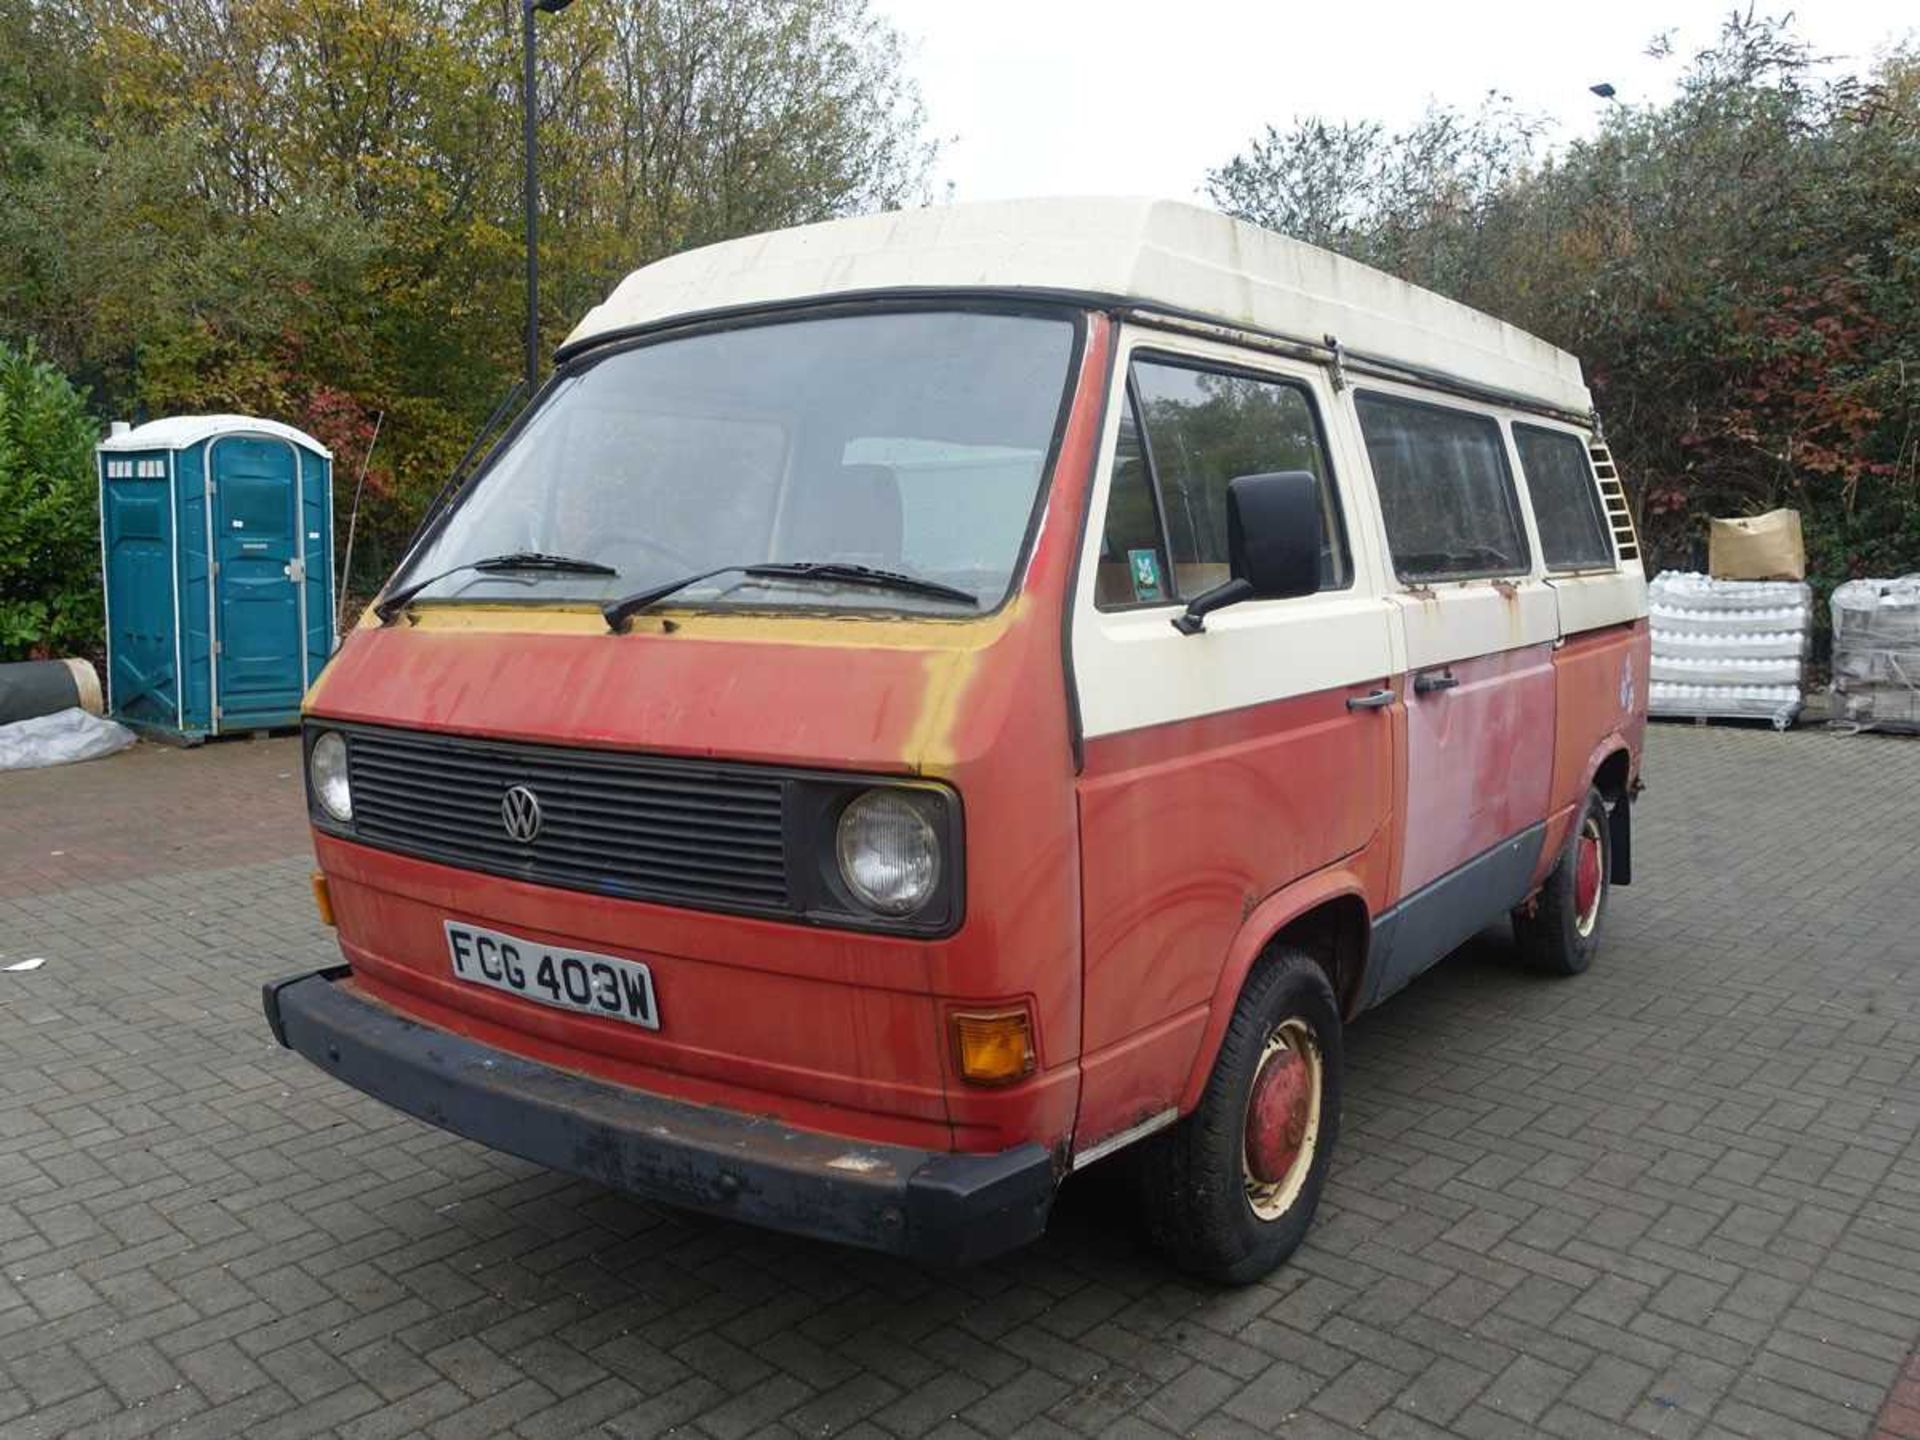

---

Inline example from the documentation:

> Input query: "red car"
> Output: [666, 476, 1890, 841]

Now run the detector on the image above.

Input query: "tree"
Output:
[0, 0, 934, 622]
[0, 340, 100, 659]
[1206, 13, 1920, 600]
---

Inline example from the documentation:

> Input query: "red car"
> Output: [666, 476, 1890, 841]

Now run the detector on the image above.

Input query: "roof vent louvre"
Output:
[1589, 440, 1640, 561]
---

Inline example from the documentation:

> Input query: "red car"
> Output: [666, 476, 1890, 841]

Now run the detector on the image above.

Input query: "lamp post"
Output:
[523, 0, 575, 398]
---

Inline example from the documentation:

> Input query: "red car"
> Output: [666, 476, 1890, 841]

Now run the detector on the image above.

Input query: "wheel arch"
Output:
[1177, 869, 1371, 1115]
[1591, 743, 1633, 802]
[1589, 739, 1636, 885]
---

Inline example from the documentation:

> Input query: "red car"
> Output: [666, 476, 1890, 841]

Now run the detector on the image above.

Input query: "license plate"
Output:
[444, 920, 660, 1029]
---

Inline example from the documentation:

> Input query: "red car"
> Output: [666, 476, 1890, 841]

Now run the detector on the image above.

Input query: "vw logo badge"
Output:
[501, 784, 543, 843]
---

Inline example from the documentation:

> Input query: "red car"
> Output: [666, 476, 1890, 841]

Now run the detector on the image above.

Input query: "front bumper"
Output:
[262, 968, 1056, 1264]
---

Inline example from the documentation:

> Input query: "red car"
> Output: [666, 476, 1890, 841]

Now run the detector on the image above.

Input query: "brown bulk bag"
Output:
[1708, 509, 1806, 582]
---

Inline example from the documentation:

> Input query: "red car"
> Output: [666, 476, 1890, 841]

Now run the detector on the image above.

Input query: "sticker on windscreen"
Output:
[1128, 548, 1164, 602]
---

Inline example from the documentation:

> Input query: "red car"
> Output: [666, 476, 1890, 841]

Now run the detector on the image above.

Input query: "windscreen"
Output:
[395, 309, 1078, 613]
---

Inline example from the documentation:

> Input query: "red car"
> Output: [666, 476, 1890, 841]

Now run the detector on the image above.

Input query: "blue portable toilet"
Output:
[98, 415, 335, 739]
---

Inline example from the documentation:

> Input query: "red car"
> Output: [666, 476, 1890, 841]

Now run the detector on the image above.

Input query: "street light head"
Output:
[1589, 82, 1617, 100]
[530, 0, 574, 12]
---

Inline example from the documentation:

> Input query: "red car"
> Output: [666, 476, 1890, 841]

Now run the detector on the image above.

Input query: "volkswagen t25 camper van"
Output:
[265, 198, 1648, 1283]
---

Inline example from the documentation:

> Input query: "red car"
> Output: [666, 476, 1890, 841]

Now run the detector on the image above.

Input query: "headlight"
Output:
[835, 788, 941, 915]
[309, 730, 353, 822]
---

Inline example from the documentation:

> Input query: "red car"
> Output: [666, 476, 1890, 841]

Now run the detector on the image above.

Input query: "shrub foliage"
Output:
[0, 0, 932, 612]
[0, 339, 99, 659]
[1208, 14, 1920, 597]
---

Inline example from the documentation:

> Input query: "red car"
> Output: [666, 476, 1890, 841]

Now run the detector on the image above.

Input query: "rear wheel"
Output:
[1513, 786, 1611, 975]
[1135, 948, 1342, 1285]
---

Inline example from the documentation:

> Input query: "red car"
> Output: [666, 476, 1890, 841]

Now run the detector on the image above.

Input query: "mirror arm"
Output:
[1170, 578, 1254, 636]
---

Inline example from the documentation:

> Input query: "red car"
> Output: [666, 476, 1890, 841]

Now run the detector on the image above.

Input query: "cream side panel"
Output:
[1498, 415, 1649, 638]
[1076, 595, 1401, 738]
[1071, 329, 1399, 741]
[1394, 584, 1560, 671]
[1549, 567, 1648, 633]
[1338, 374, 1562, 670]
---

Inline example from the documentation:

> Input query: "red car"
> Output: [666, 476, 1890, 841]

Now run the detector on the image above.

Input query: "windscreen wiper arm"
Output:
[603, 561, 978, 633]
[374, 552, 618, 624]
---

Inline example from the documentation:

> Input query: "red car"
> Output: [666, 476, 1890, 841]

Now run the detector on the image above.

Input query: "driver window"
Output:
[1094, 356, 1349, 610]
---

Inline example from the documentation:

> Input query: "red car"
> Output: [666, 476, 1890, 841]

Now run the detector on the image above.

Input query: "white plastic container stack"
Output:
[1649, 571, 1812, 728]
[1831, 575, 1920, 733]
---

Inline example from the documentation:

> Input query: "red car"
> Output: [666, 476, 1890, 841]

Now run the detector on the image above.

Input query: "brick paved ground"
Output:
[0, 735, 310, 900]
[4, 724, 1920, 1439]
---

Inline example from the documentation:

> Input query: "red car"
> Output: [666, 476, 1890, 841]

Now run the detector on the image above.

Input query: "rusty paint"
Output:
[1074, 683, 1393, 1144]
[902, 598, 1025, 771]
[303, 314, 1118, 1160]
[372, 599, 1017, 651]
[307, 274, 1647, 1184]
[1396, 642, 1556, 897]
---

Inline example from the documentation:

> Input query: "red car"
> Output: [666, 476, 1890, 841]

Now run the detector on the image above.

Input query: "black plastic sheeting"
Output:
[0, 660, 84, 726]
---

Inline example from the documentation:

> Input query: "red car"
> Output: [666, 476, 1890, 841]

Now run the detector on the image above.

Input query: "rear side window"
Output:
[1513, 424, 1614, 572]
[1355, 393, 1530, 583]
[1094, 357, 1348, 609]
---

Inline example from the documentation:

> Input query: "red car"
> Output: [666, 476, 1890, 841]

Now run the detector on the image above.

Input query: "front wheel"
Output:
[1134, 948, 1343, 1285]
[1512, 787, 1611, 975]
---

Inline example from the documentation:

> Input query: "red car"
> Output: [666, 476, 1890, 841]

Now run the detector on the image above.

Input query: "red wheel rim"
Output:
[1246, 1050, 1311, 1184]
[1574, 815, 1604, 936]
[1243, 1019, 1322, 1220]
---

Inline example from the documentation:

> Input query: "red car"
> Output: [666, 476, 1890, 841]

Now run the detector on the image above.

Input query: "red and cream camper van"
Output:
[265, 199, 1648, 1282]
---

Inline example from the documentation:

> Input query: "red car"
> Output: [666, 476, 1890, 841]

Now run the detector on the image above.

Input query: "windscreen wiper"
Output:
[603, 560, 978, 632]
[374, 552, 618, 623]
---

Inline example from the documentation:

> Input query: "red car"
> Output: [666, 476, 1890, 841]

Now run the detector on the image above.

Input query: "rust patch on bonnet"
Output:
[901, 595, 1026, 770]
[387, 601, 1016, 652]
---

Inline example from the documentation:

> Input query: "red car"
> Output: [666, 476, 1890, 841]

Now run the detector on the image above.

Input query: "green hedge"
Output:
[0, 342, 101, 660]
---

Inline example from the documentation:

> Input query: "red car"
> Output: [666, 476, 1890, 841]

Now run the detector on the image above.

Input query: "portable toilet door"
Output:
[99, 415, 334, 739]
[209, 434, 313, 727]
[97, 444, 183, 733]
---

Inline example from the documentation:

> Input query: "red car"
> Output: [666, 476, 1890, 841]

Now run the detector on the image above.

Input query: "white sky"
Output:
[872, 0, 1918, 203]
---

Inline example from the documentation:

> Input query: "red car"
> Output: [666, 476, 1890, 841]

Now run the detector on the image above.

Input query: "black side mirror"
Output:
[1172, 471, 1324, 635]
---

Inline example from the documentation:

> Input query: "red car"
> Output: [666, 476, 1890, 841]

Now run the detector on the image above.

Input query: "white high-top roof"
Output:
[564, 197, 1591, 417]
[97, 414, 331, 457]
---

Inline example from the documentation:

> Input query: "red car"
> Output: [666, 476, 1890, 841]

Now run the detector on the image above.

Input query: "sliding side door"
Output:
[1349, 388, 1559, 1004]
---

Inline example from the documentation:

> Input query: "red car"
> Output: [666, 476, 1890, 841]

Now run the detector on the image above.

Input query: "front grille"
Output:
[343, 727, 790, 912]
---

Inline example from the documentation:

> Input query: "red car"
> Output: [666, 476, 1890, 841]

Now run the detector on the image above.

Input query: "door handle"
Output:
[1414, 669, 1459, 695]
[1346, 688, 1396, 711]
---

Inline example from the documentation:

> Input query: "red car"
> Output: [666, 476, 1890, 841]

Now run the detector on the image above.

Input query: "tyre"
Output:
[1512, 786, 1611, 976]
[1135, 947, 1343, 1285]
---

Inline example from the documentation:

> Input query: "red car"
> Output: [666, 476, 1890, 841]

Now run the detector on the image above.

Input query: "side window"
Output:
[1093, 394, 1172, 608]
[1512, 424, 1614, 572]
[1094, 356, 1348, 609]
[1355, 392, 1530, 583]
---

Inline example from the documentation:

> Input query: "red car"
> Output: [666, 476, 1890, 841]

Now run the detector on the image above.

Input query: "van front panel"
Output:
[300, 312, 1118, 1158]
